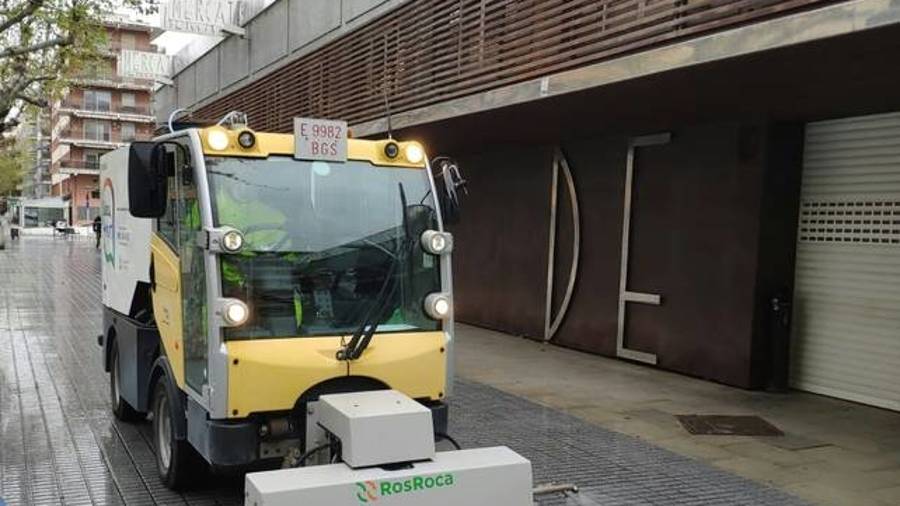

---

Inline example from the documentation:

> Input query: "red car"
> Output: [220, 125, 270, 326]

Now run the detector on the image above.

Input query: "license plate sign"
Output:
[294, 117, 348, 162]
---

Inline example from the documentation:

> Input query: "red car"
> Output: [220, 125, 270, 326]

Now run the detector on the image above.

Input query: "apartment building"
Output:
[50, 18, 156, 226]
[15, 109, 51, 199]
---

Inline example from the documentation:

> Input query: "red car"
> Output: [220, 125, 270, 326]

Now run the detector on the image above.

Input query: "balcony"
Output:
[55, 158, 101, 176]
[57, 101, 154, 122]
[55, 130, 129, 150]
[100, 42, 156, 55]
[71, 73, 153, 91]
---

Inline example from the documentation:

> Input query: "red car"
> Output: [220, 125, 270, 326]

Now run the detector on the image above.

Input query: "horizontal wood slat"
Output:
[194, 0, 839, 131]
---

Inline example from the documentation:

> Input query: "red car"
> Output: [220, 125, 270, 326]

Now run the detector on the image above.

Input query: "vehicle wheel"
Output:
[152, 380, 202, 489]
[109, 340, 144, 421]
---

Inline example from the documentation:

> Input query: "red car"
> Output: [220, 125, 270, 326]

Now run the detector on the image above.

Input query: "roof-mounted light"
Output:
[405, 143, 425, 164]
[238, 130, 256, 149]
[207, 129, 229, 151]
[384, 142, 400, 159]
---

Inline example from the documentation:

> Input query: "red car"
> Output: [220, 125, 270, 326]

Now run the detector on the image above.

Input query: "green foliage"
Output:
[0, 0, 158, 133]
[0, 137, 28, 195]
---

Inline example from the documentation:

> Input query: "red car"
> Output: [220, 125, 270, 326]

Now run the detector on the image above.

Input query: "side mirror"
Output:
[432, 158, 467, 226]
[128, 142, 168, 218]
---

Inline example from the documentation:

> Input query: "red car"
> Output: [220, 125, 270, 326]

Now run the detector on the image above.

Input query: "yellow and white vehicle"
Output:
[98, 115, 464, 489]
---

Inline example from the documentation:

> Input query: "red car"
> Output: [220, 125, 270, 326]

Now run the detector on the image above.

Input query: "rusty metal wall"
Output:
[450, 124, 787, 389]
[450, 145, 555, 338]
[192, 0, 839, 130]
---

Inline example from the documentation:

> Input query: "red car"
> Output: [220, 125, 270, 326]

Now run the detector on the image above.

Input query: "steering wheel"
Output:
[240, 222, 292, 252]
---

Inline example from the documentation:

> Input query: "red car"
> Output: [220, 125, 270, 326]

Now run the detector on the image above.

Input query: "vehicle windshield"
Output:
[206, 156, 441, 340]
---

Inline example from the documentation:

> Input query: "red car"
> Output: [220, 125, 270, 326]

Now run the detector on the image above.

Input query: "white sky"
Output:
[153, 31, 198, 55]
[130, 9, 203, 56]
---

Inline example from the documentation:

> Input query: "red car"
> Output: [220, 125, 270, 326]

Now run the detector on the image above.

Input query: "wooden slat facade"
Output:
[193, 0, 840, 130]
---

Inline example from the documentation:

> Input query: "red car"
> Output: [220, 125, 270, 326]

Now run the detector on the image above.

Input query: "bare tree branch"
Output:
[15, 92, 46, 107]
[0, 0, 45, 35]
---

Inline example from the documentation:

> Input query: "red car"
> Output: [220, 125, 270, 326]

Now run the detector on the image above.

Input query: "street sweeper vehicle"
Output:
[97, 113, 540, 504]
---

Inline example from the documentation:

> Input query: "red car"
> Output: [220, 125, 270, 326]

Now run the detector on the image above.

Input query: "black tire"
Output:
[152, 379, 203, 489]
[109, 340, 144, 422]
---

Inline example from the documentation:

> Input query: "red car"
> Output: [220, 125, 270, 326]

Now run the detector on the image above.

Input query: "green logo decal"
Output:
[101, 179, 115, 266]
[356, 481, 378, 503]
[355, 474, 455, 503]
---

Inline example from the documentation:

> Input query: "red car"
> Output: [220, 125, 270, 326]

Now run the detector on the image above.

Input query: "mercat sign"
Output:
[160, 0, 263, 36]
[355, 473, 456, 503]
[117, 50, 173, 84]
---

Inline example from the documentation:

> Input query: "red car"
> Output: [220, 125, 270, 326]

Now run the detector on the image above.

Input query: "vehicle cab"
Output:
[100, 115, 456, 487]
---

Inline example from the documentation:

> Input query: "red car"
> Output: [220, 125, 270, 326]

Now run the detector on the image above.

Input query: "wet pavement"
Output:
[0, 237, 807, 505]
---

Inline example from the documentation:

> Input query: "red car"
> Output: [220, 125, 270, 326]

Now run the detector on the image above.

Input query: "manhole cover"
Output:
[676, 415, 783, 436]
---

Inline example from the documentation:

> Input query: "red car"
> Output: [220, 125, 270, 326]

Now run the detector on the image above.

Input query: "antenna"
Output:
[167, 108, 189, 134]
[382, 33, 394, 139]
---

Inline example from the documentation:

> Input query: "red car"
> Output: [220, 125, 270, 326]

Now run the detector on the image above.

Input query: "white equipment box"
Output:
[318, 390, 435, 468]
[100, 147, 152, 315]
[245, 447, 533, 506]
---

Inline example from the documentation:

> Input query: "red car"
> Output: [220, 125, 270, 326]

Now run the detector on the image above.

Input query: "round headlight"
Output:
[424, 293, 452, 320]
[405, 143, 425, 164]
[384, 142, 400, 159]
[223, 300, 249, 326]
[238, 130, 256, 149]
[207, 129, 229, 151]
[222, 230, 244, 253]
[421, 230, 453, 255]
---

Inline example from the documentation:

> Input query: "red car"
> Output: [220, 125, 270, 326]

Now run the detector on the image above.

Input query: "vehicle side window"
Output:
[176, 142, 208, 392]
[156, 164, 178, 247]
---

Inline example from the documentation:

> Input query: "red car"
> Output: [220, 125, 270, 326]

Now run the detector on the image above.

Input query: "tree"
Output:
[0, 135, 27, 195]
[0, 0, 155, 134]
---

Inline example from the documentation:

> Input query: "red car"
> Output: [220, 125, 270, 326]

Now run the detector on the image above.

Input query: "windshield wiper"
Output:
[337, 183, 412, 361]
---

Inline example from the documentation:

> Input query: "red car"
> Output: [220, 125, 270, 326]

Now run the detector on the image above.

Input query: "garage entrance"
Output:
[791, 111, 900, 411]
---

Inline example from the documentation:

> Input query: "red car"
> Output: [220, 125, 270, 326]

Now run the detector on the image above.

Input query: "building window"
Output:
[84, 90, 111, 112]
[84, 150, 103, 170]
[120, 32, 135, 49]
[121, 92, 136, 112]
[121, 123, 136, 142]
[81, 61, 113, 80]
[84, 120, 111, 141]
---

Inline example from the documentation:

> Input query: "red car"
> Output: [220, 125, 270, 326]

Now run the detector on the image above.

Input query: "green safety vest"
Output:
[212, 190, 305, 328]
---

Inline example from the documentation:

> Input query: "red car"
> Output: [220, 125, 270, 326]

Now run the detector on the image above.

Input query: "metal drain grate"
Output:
[676, 415, 784, 436]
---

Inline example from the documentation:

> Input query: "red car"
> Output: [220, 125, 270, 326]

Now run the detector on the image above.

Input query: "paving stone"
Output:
[0, 238, 810, 505]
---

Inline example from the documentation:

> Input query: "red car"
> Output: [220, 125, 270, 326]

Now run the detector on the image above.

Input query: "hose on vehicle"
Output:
[291, 442, 333, 468]
[435, 432, 461, 450]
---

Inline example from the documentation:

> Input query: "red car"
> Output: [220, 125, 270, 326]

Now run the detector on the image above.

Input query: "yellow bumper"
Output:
[225, 331, 447, 418]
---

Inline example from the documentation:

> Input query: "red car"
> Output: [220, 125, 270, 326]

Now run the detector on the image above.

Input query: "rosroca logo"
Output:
[355, 474, 455, 503]
[356, 481, 378, 503]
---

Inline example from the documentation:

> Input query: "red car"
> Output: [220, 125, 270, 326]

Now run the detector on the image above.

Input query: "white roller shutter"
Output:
[792, 111, 900, 411]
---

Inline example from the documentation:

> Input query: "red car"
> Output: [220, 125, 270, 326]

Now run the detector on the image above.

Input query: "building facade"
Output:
[157, 0, 900, 411]
[50, 19, 156, 226]
[15, 109, 51, 199]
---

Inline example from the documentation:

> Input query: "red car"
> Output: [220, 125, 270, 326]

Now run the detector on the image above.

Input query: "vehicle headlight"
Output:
[221, 229, 244, 253]
[405, 143, 425, 164]
[207, 129, 230, 151]
[424, 293, 452, 320]
[421, 230, 453, 255]
[221, 300, 250, 326]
